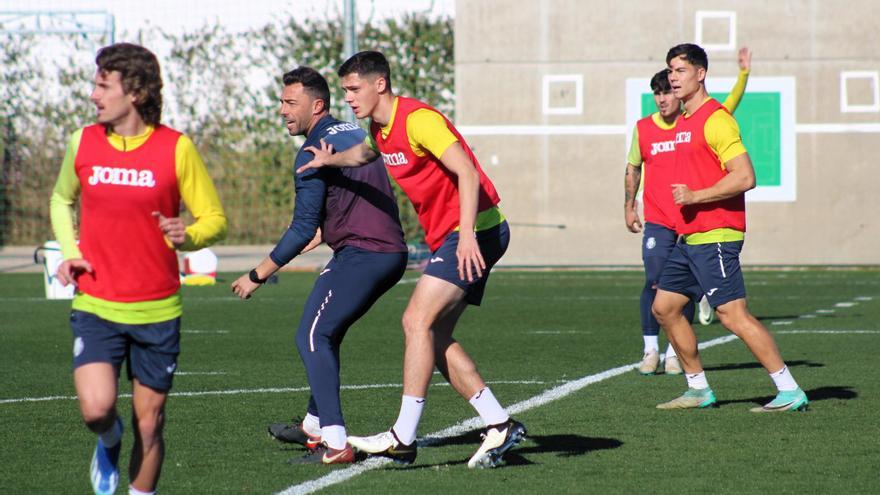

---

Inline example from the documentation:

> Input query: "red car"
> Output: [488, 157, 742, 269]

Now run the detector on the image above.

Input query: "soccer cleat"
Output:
[287, 443, 355, 465]
[656, 388, 717, 409]
[90, 417, 122, 495]
[268, 418, 322, 451]
[347, 429, 417, 465]
[664, 355, 683, 375]
[750, 388, 809, 413]
[638, 350, 660, 375]
[467, 418, 527, 469]
[698, 296, 715, 325]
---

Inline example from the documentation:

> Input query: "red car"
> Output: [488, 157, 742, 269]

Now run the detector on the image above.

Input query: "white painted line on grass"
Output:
[855, 296, 873, 301]
[176, 372, 229, 376]
[775, 330, 880, 335]
[771, 321, 793, 326]
[0, 394, 77, 404]
[528, 330, 584, 334]
[0, 380, 547, 406]
[277, 458, 392, 494]
[835, 302, 857, 308]
[182, 330, 230, 334]
[800, 314, 817, 319]
[275, 334, 740, 495]
[484, 380, 549, 385]
[816, 309, 835, 314]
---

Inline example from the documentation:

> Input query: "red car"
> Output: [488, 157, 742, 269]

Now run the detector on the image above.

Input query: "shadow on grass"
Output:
[395, 433, 622, 469]
[715, 385, 856, 407]
[514, 434, 623, 458]
[703, 359, 824, 372]
[753, 314, 830, 322]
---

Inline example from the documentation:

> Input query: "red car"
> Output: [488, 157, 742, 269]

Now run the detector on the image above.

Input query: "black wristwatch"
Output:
[249, 269, 268, 284]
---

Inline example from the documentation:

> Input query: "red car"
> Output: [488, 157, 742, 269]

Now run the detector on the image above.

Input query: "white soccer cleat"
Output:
[698, 296, 714, 325]
[347, 429, 417, 464]
[638, 349, 660, 375]
[664, 355, 683, 375]
[467, 419, 527, 469]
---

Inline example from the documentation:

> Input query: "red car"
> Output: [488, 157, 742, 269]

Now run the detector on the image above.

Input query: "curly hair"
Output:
[95, 43, 163, 125]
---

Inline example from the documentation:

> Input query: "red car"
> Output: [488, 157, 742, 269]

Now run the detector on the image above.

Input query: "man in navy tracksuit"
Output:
[231, 67, 407, 464]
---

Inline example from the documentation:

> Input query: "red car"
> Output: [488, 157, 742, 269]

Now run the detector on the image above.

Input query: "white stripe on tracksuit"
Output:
[308, 290, 333, 352]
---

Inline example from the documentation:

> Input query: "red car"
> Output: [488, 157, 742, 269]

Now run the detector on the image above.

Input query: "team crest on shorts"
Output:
[73, 337, 84, 357]
[646, 237, 656, 250]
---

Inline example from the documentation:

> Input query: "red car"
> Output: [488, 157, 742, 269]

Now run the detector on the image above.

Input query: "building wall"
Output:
[454, 0, 880, 265]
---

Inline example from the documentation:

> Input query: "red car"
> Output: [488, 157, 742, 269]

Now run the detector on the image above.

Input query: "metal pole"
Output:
[343, 0, 357, 122]
[343, 0, 357, 58]
[108, 12, 115, 44]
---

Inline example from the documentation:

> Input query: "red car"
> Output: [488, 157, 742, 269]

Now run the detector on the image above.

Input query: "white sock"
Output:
[468, 387, 509, 427]
[665, 343, 677, 358]
[392, 395, 424, 445]
[643, 335, 659, 353]
[302, 413, 321, 437]
[129, 486, 155, 495]
[685, 371, 710, 390]
[100, 417, 122, 448]
[769, 365, 799, 392]
[321, 425, 348, 450]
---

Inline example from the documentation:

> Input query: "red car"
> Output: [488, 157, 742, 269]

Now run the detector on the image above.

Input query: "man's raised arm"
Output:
[297, 139, 379, 174]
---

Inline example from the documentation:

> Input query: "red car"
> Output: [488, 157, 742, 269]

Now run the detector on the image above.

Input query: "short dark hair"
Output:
[666, 43, 709, 71]
[650, 69, 672, 93]
[282, 66, 331, 109]
[96, 43, 163, 125]
[338, 51, 392, 90]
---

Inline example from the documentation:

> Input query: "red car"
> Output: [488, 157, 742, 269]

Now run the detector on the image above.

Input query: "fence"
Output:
[0, 10, 453, 247]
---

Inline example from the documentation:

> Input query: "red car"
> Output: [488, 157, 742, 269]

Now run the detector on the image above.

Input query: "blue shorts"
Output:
[423, 221, 510, 306]
[70, 310, 181, 392]
[657, 240, 747, 308]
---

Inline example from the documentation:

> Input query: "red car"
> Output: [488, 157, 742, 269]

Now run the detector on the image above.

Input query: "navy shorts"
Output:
[423, 221, 510, 306]
[657, 239, 747, 308]
[642, 222, 678, 281]
[70, 310, 181, 391]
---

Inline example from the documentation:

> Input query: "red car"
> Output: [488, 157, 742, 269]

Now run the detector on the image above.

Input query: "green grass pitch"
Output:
[2, 269, 878, 494]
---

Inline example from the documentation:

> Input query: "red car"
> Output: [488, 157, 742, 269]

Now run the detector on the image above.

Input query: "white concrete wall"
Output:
[454, 0, 880, 265]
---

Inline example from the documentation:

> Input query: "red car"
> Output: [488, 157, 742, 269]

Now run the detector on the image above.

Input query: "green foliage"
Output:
[0, 13, 454, 246]
[0, 33, 94, 246]
[156, 23, 293, 243]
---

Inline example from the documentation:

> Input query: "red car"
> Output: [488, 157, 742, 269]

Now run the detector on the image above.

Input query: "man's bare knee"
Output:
[652, 303, 672, 324]
[715, 300, 751, 332]
[401, 311, 422, 337]
[716, 309, 736, 329]
[134, 414, 164, 446]
[81, 405, 115, 433]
